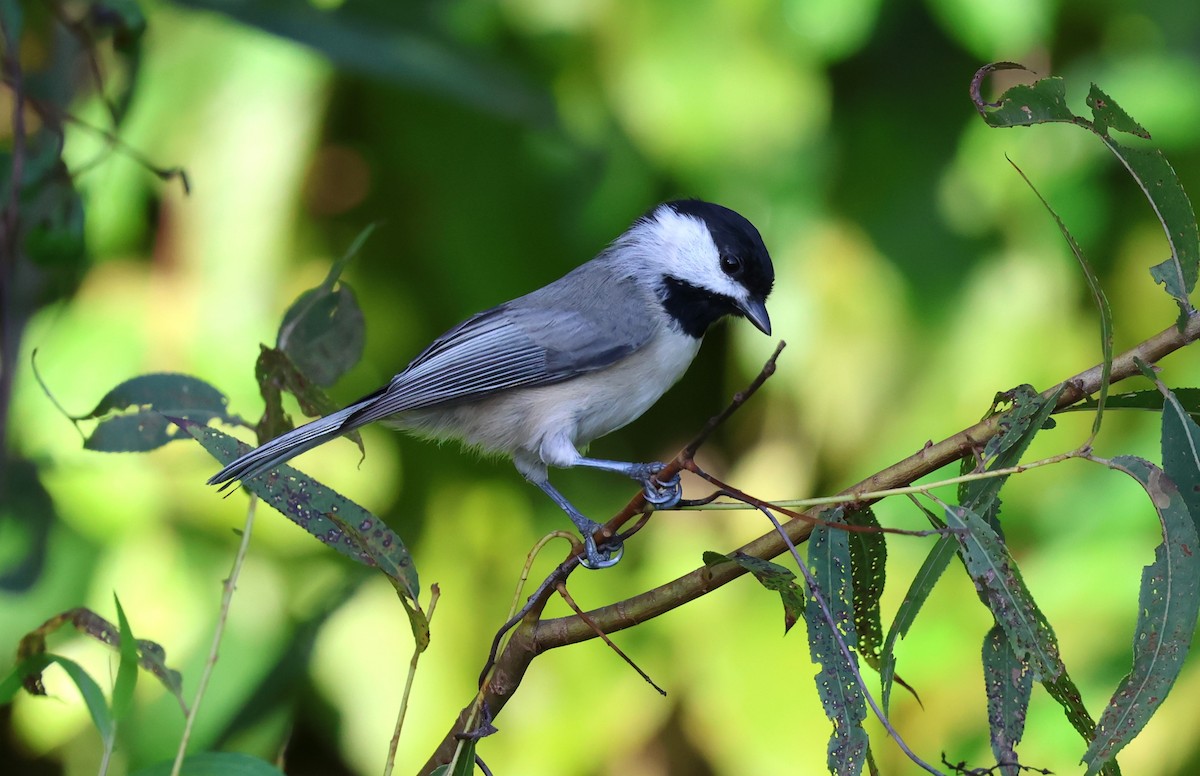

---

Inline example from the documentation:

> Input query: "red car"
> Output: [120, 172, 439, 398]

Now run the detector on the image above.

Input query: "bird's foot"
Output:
[580, 531, 624, 570]
[628, 462, 682, 508]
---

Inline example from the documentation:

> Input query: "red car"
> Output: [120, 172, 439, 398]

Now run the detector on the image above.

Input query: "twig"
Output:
[555, 582, 665, 696]
[170, 495, 257, 776]
[423, 312, 1200, 773]
[675, 449, 1085, 512]
[384, 586, 439, 776]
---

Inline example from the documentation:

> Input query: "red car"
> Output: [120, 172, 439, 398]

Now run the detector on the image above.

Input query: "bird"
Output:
[208, 200, 774, 568]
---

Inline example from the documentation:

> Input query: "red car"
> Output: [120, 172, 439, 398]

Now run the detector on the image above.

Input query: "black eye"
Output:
[720, 254, 742, 276]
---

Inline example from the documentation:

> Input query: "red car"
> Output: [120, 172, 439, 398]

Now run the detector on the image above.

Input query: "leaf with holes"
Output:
[76, 374, 244, 452]
[846, 508, 886, 670]
[180, 419, 418, 603]
[982, 624, 1033, 775]
[944, 503, 1063, 683]
[806, 520, 868, 776]
[1083, 456, 1200, 773]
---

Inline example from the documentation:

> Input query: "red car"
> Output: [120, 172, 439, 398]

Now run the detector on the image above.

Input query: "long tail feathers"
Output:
[206, 402, 366, 488]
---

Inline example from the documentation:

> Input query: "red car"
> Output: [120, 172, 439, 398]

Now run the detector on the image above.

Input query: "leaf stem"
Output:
[170, 495, 257, 776]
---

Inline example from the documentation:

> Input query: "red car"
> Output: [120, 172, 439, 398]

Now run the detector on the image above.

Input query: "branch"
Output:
[422, 311, 1200, 773]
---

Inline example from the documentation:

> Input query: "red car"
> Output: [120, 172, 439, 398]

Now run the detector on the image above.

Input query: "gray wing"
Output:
[342, 264, 654, 427]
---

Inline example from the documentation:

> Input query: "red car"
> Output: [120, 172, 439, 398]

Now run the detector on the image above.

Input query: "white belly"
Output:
[394, 329, 702, 464]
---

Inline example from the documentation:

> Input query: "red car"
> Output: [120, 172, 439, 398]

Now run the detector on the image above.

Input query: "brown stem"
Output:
[421, 311, 1200, 773]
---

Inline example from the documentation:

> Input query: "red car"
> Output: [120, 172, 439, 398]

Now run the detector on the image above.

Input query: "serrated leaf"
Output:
[178, 420, 418, 602]
[846, 508, 886, 670]
[944, 503, 1063, 683]
[131, 752, 286, 776]
[1083, 456, 1200, 773]
[982, 625, 1033, 776]
[1086, 85, 1150, 138]
[76, 374, 242, 452]
[806, 519, 868, 776]
[705, 550, 805, 633]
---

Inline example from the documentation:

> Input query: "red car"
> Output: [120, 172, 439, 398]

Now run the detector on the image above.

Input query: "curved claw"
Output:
[580, 534, 624, 570]
[641, 471, 682, 509]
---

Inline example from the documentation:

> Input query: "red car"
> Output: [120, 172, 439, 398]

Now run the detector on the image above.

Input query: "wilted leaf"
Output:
[277, 250, 367, 388]
[254, 346, 364, 459]
[704, 550, 804, 633]
[14, 606, 184, 708]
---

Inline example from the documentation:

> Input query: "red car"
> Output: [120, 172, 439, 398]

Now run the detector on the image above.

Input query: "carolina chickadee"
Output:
[208, 200, 774, 568]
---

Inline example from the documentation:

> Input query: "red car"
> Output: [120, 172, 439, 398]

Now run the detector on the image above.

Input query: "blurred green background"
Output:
[3, 0, 1200, 773]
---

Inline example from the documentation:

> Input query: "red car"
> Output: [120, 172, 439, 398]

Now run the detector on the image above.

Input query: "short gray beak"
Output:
[738, 297, 771, 335]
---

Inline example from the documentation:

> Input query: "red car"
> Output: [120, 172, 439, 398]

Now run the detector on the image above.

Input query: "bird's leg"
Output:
[574, 457, 683, 508]
[532, 479, 624, 570]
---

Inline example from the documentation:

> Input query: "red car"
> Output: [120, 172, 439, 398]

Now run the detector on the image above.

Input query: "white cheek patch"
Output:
[640, 207, 747, 303]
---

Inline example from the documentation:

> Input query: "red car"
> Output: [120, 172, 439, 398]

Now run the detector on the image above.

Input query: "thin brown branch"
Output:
[422, 311, 1200, 773]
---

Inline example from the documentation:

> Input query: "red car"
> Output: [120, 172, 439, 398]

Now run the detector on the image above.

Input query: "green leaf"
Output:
[178, 420, 419, 602]
[1063, 389, 1200, 423]
[12, 606, 185, 708]
[944, 503, 1063, 682]
[1086, 85, 1149, 138]
[0, 654, 113, 741]
[880, 531, 956, 714]
[982, 625, 1033, 776]
[1083, 456, 1200, 773]
[75, 374, 243, 452]
[0, 457, 53, 591]
[974, 65, 1199, 326]
[277, 235, 367, 387]
[806, 518, 868, 776]
[1008, 161, 1113, 438]
[111, 595, 139, 721]
[1159, 381, 1200, 535]
[846, 508, 886, 670]
[254, 346, 364, 459]
[704, 550, 805, 633]
[131, 751, 285, 776]
[170, 0, 553, 125]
